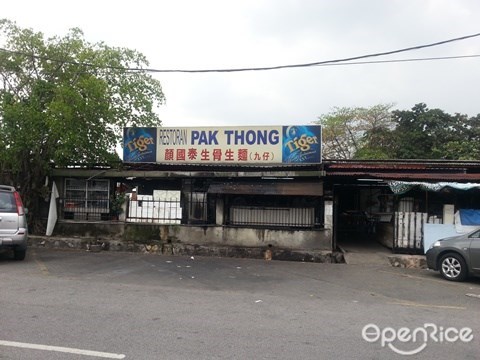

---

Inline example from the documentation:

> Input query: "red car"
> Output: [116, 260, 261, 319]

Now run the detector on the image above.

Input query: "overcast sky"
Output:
[3, 0, 480, 127]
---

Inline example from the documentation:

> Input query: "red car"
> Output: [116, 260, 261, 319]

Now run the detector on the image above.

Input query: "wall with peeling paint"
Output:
[52, 222, 332, 251]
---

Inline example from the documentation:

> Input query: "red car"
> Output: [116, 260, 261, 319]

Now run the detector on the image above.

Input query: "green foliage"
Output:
[389, 104, 480, 160]
[0, 19, 165, 231]
[110, 192, 127, 216]
[317, 103, 480, 161]
[315, 104, 395, 159]
[353, 147, 391, 160]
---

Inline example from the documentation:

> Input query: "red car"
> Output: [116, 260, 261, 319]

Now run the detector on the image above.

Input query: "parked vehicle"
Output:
[426, 229, 480, 281]
[0, 185, 28, 260]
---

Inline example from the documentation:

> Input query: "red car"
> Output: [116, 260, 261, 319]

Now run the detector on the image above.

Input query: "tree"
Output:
[315, 104, 394, 159]
[389, 103, 480, 160]
[317, 102, 480, 161]
[442, 113, 480, 160]
[0, 19, 165, 231]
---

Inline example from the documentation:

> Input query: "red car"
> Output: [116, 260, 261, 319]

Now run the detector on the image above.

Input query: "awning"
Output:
[387, 181, 480, 195]
[208, 182, 323, 196]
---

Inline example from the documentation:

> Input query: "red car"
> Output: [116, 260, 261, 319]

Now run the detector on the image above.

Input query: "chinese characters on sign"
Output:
[123, 125, 321, 165]
[162, 148, 274, 162]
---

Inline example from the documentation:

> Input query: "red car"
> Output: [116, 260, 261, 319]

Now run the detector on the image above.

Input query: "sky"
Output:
[2, 0, 480, 128]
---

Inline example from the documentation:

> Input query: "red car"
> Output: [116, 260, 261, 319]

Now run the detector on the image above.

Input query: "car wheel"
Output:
[13, 249, 26, 261]
[439, 253, 467, 281]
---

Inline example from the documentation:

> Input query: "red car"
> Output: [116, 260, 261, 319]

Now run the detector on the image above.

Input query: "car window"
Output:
[0, 192, 16, 213]
[468, 230, 480, 239]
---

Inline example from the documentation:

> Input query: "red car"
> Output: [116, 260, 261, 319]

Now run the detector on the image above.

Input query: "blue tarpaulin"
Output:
[459, 209, 480, 225]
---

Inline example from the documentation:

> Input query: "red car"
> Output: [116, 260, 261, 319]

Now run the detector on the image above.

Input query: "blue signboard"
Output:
[282, 125, 321, 163]
[123, 127, 157, 163]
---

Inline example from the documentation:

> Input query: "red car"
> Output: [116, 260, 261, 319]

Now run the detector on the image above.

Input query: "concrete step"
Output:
[342, 251, 391, 266]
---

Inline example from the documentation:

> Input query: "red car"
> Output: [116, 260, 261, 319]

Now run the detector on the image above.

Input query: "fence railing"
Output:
[394, 211, 427, 254]
[59, 197, 316, 228]
[127, 199, 182, 224]
[61, 198, 110, 221]
[229, 206, 315, 228]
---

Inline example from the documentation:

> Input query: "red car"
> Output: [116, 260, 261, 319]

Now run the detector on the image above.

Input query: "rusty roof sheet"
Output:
[327, 171, 480, 181]
[324, 159, 480, 171]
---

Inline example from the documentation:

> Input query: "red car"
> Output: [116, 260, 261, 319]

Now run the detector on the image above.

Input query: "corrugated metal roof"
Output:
[51, 159, 480, 183]
[327, 163, 429, 170]
[323, 159, 480, 182]
[327, 172, 480, 181]
[324, 159, 480, 166]
[325, 162, 479, 171]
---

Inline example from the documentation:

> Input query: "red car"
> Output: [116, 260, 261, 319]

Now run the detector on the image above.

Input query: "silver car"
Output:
[0, 185, 28, 260]
[426, 228, 480, 281]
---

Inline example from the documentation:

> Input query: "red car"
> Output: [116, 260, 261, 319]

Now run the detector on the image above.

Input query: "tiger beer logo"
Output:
[282, 126, 321, 163]
[126, 135, 154, 152]
[284, 133, 319, 153]
[123, 127, 157, 163]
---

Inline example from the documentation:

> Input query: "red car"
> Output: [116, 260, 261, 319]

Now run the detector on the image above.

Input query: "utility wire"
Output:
[145, 32, 480, 73]
[315, 54, 480, 66]
[0, 32, 479, 73]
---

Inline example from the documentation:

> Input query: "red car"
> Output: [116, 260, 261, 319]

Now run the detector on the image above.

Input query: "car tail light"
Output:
[13, 191, 25, 216]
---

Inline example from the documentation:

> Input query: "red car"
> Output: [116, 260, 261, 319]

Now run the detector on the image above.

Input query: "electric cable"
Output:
[0, 32, 479, 73]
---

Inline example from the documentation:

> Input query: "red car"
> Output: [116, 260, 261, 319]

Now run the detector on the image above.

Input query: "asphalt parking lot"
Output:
[1, 248, 479, 359]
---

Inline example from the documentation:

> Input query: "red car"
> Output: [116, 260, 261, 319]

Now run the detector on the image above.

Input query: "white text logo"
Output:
[362, 323, 473, 355]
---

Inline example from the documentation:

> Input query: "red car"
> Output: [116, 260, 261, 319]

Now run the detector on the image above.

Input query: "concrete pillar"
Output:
[324, 200, 334, 250]
[324, 200, 333, 229]
[216, 198, 224, 225]
[119, 200, 127, 221]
